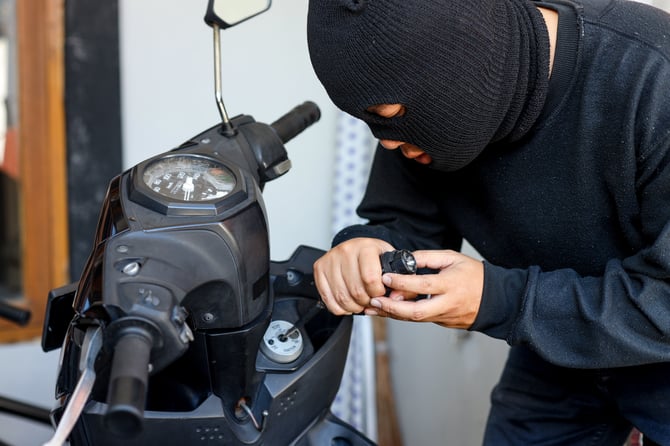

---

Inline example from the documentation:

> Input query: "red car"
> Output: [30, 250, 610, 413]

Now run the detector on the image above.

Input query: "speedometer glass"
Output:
[142, 155, 236, 202]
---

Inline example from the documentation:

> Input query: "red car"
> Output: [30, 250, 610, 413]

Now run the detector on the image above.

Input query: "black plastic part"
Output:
[42, 282, 78, 352]
[271, 245, 326, 301]
[270, 101, 321, 144]
[204, 309, 270, 422]
[203, 0, 271, 29]
[380, 250, 417, 275]
[380, 250, 417, 297]
[239, 121, 291, 185]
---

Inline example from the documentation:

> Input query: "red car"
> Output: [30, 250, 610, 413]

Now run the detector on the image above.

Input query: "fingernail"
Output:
[370, 298, 382, 308]
[364, 308, 378, 316]
[382, 275, 392, 285]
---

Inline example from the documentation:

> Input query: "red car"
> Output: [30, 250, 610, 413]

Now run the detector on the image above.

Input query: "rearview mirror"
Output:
[204, 0, 272, 29]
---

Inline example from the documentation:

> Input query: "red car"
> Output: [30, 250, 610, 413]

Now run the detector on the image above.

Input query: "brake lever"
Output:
[44, 326, 103, 446]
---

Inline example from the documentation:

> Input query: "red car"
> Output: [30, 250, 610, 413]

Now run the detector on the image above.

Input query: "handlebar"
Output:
[0, 300, 31, 326]
[242, 101, 321, 186]
[104, 325, 154, 437]
[271, 101, 321, 144]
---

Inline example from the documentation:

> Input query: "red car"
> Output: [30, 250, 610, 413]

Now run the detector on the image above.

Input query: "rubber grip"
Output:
[271, 101, 321, 144]
[0, 300, 30, 326]
[104, 328, 153, 437]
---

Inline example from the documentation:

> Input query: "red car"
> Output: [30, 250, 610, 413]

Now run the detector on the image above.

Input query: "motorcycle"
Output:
[37, 1, 376, 445]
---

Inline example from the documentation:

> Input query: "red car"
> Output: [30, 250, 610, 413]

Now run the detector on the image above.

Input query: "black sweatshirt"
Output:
[332, 0, 670, 369]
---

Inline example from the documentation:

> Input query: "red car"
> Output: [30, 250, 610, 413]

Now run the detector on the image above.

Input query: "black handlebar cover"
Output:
[104, 326, 154, 438]
[271, 101, 321, 144]
[0, 300, 30, 326]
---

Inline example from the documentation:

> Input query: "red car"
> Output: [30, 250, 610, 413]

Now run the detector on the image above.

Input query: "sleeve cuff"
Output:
[332, 224, 403, 248]
[469, 261, 529, 341]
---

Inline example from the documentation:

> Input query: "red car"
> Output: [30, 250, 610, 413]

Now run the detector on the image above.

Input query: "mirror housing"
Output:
[204, 0, 271, 29]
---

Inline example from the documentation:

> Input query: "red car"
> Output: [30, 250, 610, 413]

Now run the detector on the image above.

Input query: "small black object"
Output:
[380, 250, 417, 275]
[0, 300, 31, 326]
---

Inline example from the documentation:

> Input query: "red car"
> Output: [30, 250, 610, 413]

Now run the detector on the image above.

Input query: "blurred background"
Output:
[0, 1, 668, 445]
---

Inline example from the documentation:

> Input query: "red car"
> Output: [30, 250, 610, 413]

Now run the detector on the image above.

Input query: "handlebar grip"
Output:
[271, 101, 321, 144]
[0, 300, 31, 326]
[104, 327, 153, 437]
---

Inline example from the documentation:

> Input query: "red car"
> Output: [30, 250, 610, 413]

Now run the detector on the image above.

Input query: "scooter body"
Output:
[43, 108, 374, 446]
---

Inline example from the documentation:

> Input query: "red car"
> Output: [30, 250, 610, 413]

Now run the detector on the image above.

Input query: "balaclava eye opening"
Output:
[307, 0, 550, 171]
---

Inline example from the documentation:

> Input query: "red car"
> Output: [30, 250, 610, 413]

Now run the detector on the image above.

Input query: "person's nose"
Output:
[379, 139, 404, 150]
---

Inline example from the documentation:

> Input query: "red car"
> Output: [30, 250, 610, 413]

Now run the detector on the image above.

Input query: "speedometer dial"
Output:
[142, 155, 236, 202]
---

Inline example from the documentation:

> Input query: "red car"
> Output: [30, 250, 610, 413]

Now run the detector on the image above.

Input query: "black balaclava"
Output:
[307, 0, 550, 171]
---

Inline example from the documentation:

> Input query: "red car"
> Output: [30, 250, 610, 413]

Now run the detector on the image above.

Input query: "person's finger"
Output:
[382, 272, 443, 296]
[314, 258, 355, 315]
[369, 296, 439, 322]
[333, 252, 370, 309]
[411, 250, 460, 270]
[358, 247, 387, 297]
[387, 289, 417, 301]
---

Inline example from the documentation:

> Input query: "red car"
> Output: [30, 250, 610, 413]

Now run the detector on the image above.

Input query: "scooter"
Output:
[38, 2, 376, 445]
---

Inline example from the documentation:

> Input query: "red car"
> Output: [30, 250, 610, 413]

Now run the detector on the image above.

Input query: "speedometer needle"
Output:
[182, 176, 195, 200]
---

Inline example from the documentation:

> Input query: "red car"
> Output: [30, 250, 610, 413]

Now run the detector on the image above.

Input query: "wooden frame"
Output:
[0, 0, 69, 342]
[374, 318, 404, 446]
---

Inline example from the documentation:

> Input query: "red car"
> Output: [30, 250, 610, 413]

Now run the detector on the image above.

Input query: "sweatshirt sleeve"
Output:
[470, 132, 670, 369]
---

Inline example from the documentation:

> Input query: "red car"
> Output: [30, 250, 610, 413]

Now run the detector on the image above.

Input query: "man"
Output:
[306, 0, 670, 444]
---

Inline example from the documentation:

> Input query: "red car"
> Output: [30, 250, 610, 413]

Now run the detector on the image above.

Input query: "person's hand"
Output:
[366, 250, 484, 329]
[313, 237, 395, 315]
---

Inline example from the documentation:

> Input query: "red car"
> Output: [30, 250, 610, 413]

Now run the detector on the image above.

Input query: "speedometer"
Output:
[142, 155, 236, 202]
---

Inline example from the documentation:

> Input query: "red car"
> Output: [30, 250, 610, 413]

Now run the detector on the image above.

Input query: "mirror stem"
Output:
[212, 24, 235, 135]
